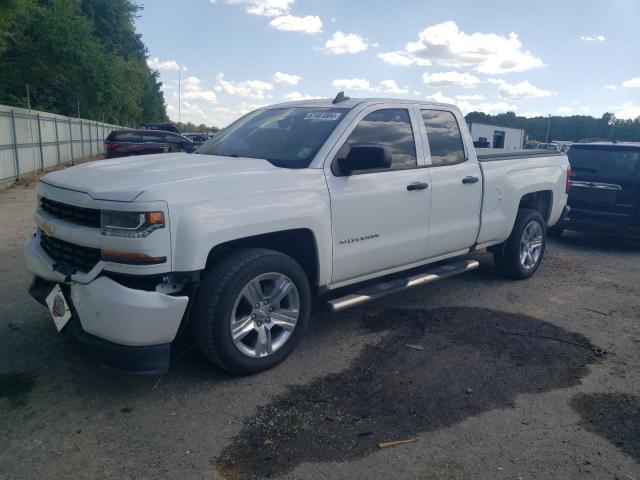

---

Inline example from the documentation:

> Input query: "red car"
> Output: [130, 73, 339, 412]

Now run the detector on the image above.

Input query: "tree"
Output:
[465, 111, 640, 142]
[175, 121, 220, 133]
[0, 0, 167, 124]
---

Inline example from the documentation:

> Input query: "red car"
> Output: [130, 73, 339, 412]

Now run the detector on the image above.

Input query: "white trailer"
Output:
[468, 122, 525, 150]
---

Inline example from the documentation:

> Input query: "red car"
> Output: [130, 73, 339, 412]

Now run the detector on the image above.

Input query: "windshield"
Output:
[196, 107, 349, 168]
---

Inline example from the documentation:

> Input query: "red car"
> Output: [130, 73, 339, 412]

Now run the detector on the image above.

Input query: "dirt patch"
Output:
[216, 307, 600, 479]
[571, 393, 640, 462]
[0, 372, 36, 409]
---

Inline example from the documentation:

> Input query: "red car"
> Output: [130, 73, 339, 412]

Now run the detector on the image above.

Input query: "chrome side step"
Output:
[327, 259, 480, 312]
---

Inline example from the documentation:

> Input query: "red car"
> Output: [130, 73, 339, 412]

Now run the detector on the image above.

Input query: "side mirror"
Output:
[337, 144, 392, 174]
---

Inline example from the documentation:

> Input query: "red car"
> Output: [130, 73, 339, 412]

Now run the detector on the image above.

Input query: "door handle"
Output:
[462, 176, 479, 184]
[407, 182, 428, 191]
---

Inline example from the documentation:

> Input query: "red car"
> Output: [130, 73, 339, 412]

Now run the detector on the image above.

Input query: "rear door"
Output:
[325, 105, 431, 284]
[141, 131, 168, 154]
[568, 145, 640, 220]
[418, 108, 483, 258]
[105, 131, 142, 157]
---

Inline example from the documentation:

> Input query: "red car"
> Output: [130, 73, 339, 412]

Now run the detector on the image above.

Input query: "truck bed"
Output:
[477, 149, 564, 162]
[476, 150, 568, 246]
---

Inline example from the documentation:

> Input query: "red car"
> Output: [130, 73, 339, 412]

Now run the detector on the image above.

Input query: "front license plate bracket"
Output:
[45, 284, 72, 332]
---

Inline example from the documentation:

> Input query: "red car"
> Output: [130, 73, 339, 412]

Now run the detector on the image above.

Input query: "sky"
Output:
[135, 0, 640, 128]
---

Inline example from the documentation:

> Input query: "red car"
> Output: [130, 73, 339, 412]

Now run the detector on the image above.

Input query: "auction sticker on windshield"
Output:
[304, 112, 342, 121]
[46, 284, 72, 332]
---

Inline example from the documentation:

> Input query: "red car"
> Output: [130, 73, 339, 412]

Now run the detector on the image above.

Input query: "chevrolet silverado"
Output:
[25, 95, 571, 375]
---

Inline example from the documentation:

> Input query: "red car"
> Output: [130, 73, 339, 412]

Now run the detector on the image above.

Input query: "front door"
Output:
[325, 106, 431, 284]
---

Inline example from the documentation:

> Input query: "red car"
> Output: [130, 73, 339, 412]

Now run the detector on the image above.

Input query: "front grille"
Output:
[40, 197, 101, 228]
[40, 234, 101, 273]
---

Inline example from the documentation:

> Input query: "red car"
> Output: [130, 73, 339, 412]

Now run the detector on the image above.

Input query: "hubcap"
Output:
[230, 272, 300, 358]
[519, 220, 544, 270]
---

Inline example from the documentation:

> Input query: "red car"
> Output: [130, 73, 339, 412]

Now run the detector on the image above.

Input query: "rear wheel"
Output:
[192, 248, 311, 375]
[494, 208, 546, 280]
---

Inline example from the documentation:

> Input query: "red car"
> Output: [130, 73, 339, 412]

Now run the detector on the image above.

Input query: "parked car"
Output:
[538, 142, 559, 151]
[25, 95, 570, 375]
[183, 132, 213, 143]
[104, 129, 199, 158]
[538, 142, 571, 154]
[139, 122, 180, 134]
[555, 141, 573, 153]
[551, 142, 640, 238]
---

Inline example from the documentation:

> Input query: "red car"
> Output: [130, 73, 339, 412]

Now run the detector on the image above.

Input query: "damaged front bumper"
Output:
[25, 233, 190, 374]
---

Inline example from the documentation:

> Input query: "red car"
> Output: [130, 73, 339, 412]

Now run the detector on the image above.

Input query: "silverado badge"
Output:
[339, 233, 380, 246]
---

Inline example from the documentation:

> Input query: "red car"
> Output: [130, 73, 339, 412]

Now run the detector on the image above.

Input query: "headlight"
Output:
[101, 210, 165, 238]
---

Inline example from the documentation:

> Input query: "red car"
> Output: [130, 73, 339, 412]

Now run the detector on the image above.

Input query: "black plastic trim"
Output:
[28, 276, 52, 307]
[556, 205, 571, 226]
[69, 319, 171, 375]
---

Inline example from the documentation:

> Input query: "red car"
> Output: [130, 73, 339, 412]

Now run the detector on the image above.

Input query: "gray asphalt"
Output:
[1, 184, 639, 480]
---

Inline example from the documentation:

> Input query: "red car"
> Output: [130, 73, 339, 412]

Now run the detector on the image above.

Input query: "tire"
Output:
[547, 224, 564, 238]
[191, 248, 311, 375]
[494, 208, 547, 280]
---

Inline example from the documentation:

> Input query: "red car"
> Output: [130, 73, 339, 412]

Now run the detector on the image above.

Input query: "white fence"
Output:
[0, 104, 121, 185]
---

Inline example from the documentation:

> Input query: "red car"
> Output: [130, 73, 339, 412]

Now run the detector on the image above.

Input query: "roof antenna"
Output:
[332, 91, 350, 104]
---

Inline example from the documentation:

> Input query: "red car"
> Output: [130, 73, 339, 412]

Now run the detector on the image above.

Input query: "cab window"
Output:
[336, 108, 417, 173]
[421, 110, 466, 166]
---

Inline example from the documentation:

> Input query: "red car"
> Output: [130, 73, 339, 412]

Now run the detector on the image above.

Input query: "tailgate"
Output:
[568, 145, 640, 220]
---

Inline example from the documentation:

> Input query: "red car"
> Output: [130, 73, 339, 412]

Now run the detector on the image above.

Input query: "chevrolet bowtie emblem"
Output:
[41, 221, 55, 236]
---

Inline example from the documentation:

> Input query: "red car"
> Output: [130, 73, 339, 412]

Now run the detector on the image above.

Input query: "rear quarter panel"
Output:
[477, 154, 568, 245]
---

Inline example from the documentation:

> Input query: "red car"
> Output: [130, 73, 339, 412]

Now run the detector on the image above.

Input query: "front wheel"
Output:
[191, 248, 311, 375]
[494, 208, 546, 280]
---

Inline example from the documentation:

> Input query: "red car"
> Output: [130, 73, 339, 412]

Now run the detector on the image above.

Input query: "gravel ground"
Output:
[1, 184, 639, 480]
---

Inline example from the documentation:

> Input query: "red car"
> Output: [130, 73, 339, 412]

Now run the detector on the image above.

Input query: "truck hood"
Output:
[41, 153, 280, 202]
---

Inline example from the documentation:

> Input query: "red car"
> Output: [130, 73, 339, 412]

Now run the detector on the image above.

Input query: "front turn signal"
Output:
[101, 250, 167, 265]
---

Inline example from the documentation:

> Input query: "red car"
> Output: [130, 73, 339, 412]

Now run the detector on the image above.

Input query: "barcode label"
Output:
[304, 112, 342, 121]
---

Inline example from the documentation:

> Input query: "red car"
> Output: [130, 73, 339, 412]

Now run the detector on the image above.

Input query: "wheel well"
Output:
[205, 229, 319, 289]
[518, 190, 553, 223]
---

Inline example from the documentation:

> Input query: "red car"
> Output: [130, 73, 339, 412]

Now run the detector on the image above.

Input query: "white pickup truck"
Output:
[25, 95, 570, 374]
